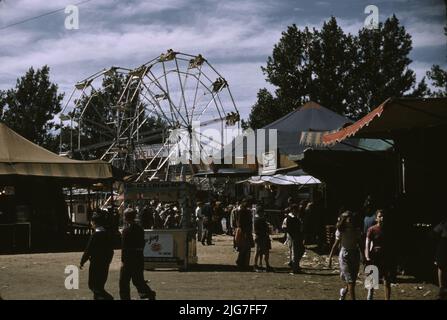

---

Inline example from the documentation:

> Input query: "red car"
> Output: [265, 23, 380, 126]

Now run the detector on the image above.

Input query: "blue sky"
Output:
[0, 0, 445, 120]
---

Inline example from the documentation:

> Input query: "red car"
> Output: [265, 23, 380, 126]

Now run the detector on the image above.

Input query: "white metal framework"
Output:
[59, 50, 240, 181]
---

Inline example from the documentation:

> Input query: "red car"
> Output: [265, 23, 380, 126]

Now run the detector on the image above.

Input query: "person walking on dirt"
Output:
[253, 205, 273, 272]
[328, 211, 362, 300]
[365, 209, 395, 300]
[195, 202, 204, 242]
[235, 199, 254, 270]
[284, 204, 305, 274]
[230, 202, 240, 249]
[201, 201, 214, 245]
[119, 208, 156, 300]
[80, 212, 114, 300]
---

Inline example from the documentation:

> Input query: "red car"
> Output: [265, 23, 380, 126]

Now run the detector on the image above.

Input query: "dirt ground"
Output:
[0, 234, 439, 300]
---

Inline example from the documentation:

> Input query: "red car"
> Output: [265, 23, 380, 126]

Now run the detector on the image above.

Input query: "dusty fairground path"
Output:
[0, 234, 438, 300]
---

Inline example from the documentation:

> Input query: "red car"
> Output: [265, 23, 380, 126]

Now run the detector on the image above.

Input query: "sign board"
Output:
[124, 181, 194, 202]
[260, 150, 277, 175]
[144, 232, 174, 258]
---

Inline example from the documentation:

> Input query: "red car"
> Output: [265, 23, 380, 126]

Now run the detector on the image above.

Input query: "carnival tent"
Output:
[219, 101, 391, 175]
[0, 122, 113, 181]
[322, 97, 447, 144]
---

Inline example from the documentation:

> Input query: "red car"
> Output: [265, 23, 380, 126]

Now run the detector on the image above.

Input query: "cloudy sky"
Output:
[0, 0, 445, 120]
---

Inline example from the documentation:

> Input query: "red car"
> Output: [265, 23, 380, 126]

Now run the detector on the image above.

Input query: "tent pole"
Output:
[69, 187, 73, 224]
[87, 186, 91, 222]
[110, 182, 115, 212]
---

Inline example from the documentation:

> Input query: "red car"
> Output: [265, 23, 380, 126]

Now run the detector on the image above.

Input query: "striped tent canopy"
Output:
[0, 122, 113, 181]
[299, 130, 338, 147]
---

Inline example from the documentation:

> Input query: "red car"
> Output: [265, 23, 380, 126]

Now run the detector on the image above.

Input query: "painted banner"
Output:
[143, 232, 174, 258]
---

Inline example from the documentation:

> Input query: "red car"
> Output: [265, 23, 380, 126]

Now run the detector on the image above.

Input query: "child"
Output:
[328, 211, 361, 300]
[253, 206, 273, 272]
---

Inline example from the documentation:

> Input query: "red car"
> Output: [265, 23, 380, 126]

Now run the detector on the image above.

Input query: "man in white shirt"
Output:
[195, 202, 204, 242]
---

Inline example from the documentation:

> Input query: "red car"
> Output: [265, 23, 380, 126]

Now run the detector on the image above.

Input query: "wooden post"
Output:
[69, 187, 74, 224]
[87, 186, 91, 221]
[110, 182, 115, 212]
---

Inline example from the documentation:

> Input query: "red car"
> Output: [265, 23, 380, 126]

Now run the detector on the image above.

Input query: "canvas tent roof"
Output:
[221, 101, 351, 158]
[219, 101, 391, 171]
[0, 122, 113, 180]
[263, 101, 355, 156]
[322, 97, 447, 144]
[264, 101, 351, 132]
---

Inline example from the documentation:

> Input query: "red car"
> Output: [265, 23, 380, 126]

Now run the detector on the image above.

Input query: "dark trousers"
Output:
[119, 261, 152, 300]
[291, 241, 305, 272]
[202, 226, 213, 245]
[236, 244, 251, 269]
[225, 216, 232, 235]
[88, 262, 113, 300]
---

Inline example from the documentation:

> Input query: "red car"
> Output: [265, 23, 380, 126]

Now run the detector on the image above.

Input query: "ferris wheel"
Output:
[59, 50, 240, 181]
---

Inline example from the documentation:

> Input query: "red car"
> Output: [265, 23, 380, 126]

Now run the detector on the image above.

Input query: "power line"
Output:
[0, 0, 94, 31]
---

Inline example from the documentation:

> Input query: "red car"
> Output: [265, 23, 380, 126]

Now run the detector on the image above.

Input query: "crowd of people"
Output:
[326, 196, 447, 301]
[133, 201, 183, 230]
[78, 194, 447, 301]
[192, 194, 447, 300]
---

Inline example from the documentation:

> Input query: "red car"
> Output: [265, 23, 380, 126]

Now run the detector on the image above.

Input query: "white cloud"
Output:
[0, 0, 444, 123]
[215, 0, 276, 16]
[0, 6, 282, 121]
[0, 0, 68, 25]
[106, 0, 188, 17]
[412, 60, 435, 82]
[407, 21, 446, 48]
[0, 28, 41, 51]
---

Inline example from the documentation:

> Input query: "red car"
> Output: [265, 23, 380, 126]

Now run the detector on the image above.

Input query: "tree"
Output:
[0, 66, 63, 151]
[262, 25, 313, 114]
[425, 23, 447, 97]
[242, 89, 279, 129]
[246, 15, 421, 128]
[69, 72, 126, 159]
[246, 25, 312, 129]
[309, 17, 357, 116]
[351, 15, 416, 118]
[407, 77, 431, 98]
[69, 71, 166, 160]
[427, 65, 447, 97]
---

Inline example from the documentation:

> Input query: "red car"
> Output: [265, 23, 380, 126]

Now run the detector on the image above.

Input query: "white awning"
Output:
[241, 174, 321, 186]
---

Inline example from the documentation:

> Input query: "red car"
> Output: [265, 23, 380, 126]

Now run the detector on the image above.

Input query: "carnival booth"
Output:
[0, 123, 114, 252]
[124, 181, 198, 270]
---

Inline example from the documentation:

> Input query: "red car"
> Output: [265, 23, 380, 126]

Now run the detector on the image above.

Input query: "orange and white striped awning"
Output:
[322, 97, 447, 145]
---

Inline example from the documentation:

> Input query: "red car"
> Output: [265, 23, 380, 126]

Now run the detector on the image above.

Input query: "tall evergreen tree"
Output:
[242, 88, 279, 129]
[427, 65, 447, 97]
[69, 71, 166, 159]
[70, 71, 126, 158]
[350, 15, 416, 118]
[246, 24, 313, 129]
[0, 66, 63, 151]
[407, 77, 430, 98]
[309, 17, 357, 116]
[426, 22, 447, 97]
[246, 15, 421, 128]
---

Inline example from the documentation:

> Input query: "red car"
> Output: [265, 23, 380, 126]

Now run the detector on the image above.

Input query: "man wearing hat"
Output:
[80, 212, 114, 300]
[119, 208, 156, 300]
